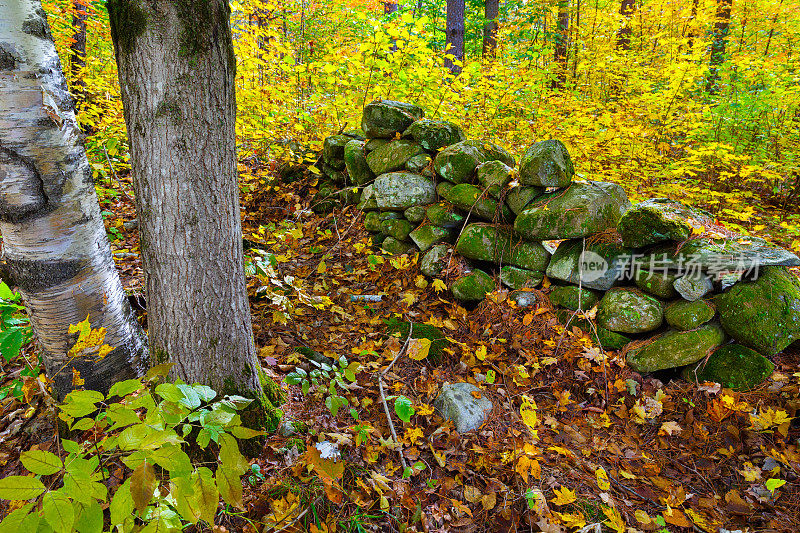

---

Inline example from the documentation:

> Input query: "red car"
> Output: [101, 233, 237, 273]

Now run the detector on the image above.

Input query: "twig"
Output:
[273, 496, 322, 533]
[375, 322, 414, 471]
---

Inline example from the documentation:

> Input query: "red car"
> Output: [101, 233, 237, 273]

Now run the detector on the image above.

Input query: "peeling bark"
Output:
[0, 0, 148, 398]
[109, 0, 262, 400]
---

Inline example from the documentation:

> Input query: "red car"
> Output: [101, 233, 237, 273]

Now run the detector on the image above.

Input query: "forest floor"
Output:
[1, 165, 799, 533]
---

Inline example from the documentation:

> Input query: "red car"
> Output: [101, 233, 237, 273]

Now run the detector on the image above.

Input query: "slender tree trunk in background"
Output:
[552, 0, 569, 89]
[445, 0, 465, 75]
[413, 0, 423, 18]
[0, 0, 148, 399]
[571, 0, 580, 76]
[687, 0, 699, 50]
[706, 0, 732, 93]
[763, 0, 783, 57]
[616, 0, 635, 50]
[69, 0, 87, 107]
[483, 0, 499, 57]
[107, 1, 264, 404]
[384, 0, 398, 14]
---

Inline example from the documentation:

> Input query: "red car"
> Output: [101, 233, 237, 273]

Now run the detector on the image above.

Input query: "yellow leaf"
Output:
[414, 275, 428, 289]
[317, 261, 327, 274]
[407, 338, 431, 361]
[520, 399, 538, 438]
[401, 292, 417, 306]
[596, 467, 610, 491]
[602, 505, 625, 533]
[765, 478, 786, 493]
[658, 421, 683, 436]
[432, 279, 448, 293]
[737, 462, 761, 482]
[516, 455, 530, 483]
[553, 511, 586, 529]
[634, 509, 652, 524]
[403, 426, 423, 444]
[475, 345, 487, 361]
[550, 486, 576, 506]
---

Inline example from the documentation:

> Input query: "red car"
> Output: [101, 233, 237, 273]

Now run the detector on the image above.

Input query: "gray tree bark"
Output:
[0, 0, 148, 398]
[483, 0, 499, 57]
[107, 0, 263, 400]
[69, 0, 87, 106]
[445, 0, 465, 75]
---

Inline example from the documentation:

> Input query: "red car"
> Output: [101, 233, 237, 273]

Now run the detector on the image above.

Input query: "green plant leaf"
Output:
[0, 328, 24, 363]
[110, 479, 134, 527]
[20, 449, 63, 475]
[0, 503, 37, 531]
[171, 476, 202, 524]
[219, 433, 249, 475]
[149, 443, 192, 476]
[229, 426, 266, 439]
[108, 379, 144, 398]
[216, 465, 243, 510]
[195, 468, 219, 524]
[0, 475, 46, 499]
[0, 281, 15, 300]
[71, 417, 95, 431]
[42, 491, 75, 533]
[74, 499, 103, 533]
[394, 396, 415, 424]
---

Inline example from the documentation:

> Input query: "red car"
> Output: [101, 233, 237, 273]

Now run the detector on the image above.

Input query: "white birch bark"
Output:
[0, 0, 148, 398]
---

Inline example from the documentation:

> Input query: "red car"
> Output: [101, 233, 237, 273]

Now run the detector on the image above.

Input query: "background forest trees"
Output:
[39, 0, 799, 256]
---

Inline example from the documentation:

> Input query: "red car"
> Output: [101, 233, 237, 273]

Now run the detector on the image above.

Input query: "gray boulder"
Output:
[434, 140, 515, 184]
[673, 275, 714, 301]
[362, 100, 424, 138]
[420, 244, 451, 277]
[545, 239, 631, 291]
[366, 140, 425, 175]
[344, 140, 375, 185]
[404, 119, 466, 151]
[477, 160, 514, 198]
[373, 172, 436, 210]
[518, 139, 575, 188]
[514, 181, 630, 240]
[617, 198, 712, 248]
[434, 382, 493, 433]
[597, 287, 663, 334]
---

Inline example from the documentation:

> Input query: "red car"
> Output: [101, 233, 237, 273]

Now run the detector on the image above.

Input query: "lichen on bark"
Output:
[107, 0, 148, 56]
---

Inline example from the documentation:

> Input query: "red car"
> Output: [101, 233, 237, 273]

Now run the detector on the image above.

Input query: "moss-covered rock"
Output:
[322, 163, 347, 182]
[545, 239, 631, 291]
[506, 186, 544, 215]
[420, 244, 451, 277]
[510, 290, 539, 308]
[634, 268, 679, 299]
[410, 224, 453, 252]
[427, 203, 465, 229]
[626, 324, 727, 372]
[555, 310, 632, 350]
[477, 161, 514, 198]
[380, 218, 414, 241]
[387, 320, 449, 363]
[258, 370, 286, 408]
[715, 266, 800, 356]
[514, 181, 630, 240]
[365, 138, 389, 151]
[366, 140, 425, 175]
[455, 223, 550, 271]
[362, 100, 424, 138]
[518, 139, 575, 188]
[673, 275, 713, 301]
[444, 184, 512, 221]
[682, 344, 774, 390]
[500, 266, 544, 290]
[364, 211, 382, 233]
[436, 181, 454, 198]
[451, 269, 495, 301]
[549, 285, 600, 310]
[597, 287, 663, 334]
[404, 205, 428, 223]
[404, 119, 466, 151]
[433, 140, 515, 184]
[406, 154, 433, 173]
[381, 237, 417, 255]
[664, 299, 716, 330]
[322, 135, 350, 165]
[344, 139, 375, 186]
[617, 198, 711, 248]
[373, 172, 436, 210]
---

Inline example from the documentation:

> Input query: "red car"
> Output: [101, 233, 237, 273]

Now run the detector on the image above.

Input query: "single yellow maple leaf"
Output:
[406, 338, 431, 360]
[432, 279, 447, 293]
[596, 467, 610, 491]
[550, 486, 576, 506]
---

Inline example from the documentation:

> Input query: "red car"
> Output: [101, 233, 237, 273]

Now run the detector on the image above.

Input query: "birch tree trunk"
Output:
[107, 1, 264, 401]
[0, 0, 148, 398]
[445, 0, 465, 75]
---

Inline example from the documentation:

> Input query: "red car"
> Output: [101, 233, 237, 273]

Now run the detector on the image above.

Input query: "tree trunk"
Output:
[107, 1, 263, 401]
[616, 0, 635, 50]
[552, 0, 570, 89]
[69, 0, 88, 107]
[483, 0, 499, 57]
[0, 0, 148, 399]
[706, 0, 732, 93]
[445, 0, 465, 75]
[384, 0, 398, 14]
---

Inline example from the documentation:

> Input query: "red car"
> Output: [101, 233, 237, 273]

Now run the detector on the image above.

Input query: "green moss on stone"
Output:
[664, 299, 715, 331]
[455, 223, 550, 271]
[634, 268, 679, 299]
[683, 344, 773, 391]
[451, 269, 495, 301]
[597, 287, 663, 334]
[387, 320, 448, 364]
[555, 310, 632, 351]
[549, 285, 599, 310]
[626, 324, 727, 373]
